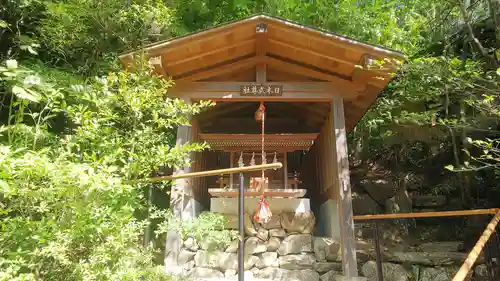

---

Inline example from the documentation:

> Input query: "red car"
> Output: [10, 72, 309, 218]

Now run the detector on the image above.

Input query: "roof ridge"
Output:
[118, 14, 405, 60]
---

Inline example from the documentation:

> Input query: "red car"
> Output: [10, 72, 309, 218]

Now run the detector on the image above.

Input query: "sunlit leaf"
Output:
[12, 85, 41, 102]
[24, 75, 41, 85]
[6, 59, 18, 69]
[444, 165, 454, 171]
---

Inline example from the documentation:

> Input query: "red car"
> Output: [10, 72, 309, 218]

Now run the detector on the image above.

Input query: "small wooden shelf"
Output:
[208, 188, 307, 198]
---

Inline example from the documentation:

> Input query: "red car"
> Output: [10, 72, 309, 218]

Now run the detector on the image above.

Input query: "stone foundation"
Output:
[180, 211, 341, 281]
[179, 211, 486, 281]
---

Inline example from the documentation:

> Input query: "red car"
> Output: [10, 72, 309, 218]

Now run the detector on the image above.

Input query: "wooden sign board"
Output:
[240, 85, 283, 96]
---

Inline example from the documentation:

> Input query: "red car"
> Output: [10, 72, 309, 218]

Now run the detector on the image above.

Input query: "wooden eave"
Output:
[198, 133, 319, 152]
[119, 14, 406, 131]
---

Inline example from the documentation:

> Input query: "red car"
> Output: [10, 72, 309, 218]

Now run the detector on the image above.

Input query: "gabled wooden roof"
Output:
[119, 14, 405, 130]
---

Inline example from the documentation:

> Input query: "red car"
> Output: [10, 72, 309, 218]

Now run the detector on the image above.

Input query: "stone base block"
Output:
[210, 197, 310, 214]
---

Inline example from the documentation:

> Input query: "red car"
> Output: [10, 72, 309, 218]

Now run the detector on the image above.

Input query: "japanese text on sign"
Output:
[240, 85, 283, 96]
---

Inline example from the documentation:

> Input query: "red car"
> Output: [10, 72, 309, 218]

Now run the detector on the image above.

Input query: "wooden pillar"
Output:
[331, 97, 357, 277]
[164, 98, 194, 274]
[230, 152, 234, 189]
[283, 152, 288, 189]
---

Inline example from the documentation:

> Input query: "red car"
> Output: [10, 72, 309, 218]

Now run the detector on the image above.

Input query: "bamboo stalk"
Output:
[353, 209, 500, 220]
[451, 211, 500, 281]
[128, 162, 282, 184]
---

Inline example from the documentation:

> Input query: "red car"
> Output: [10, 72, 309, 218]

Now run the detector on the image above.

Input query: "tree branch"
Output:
[457, 0, 492, 59]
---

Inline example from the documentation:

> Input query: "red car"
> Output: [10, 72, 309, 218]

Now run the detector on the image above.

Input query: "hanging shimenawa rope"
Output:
[253, 101, 272, 224]
[261, 102, 265, 180]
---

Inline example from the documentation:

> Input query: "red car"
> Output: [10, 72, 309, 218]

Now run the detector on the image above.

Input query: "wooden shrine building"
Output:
[119, 14, 405, 277]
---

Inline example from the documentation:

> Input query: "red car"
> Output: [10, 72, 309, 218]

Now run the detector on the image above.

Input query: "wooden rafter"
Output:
[120, 19, 256, 59]
[266, 67, 320, 82]
[266, 16, 404, 59]
[170, 44, 256, 77]
[266, 38, 353, 69]
[267, 53, 351, 80]
[264, 56, 364, 94]
[164, 37, 256, 69]
[175, 55, 259, 82]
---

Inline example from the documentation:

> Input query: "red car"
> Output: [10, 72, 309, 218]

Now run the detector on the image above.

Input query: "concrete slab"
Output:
[210, 197, 310, 214]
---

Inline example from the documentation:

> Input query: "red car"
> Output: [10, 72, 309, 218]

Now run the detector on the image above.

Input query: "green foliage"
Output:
[62, 64, 212, 179]
[42, 0, 174, 74]
[0, 56, 212, 280]
[0, 147, 147, 281]
[0, 0, 46, 59]
[155, 210, 238, 251]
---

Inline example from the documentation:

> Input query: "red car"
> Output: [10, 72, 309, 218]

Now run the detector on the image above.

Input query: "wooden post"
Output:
[230, 152, 234, 189]
[164, 98, 193, 274]
[331, 97, 358, 277]
[283, 152, 288, 189]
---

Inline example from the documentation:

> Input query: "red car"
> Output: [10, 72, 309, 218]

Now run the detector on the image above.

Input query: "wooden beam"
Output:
[165, 37, 256, 69]
[330, 97, 357, 277]
[173, 82, 356, 101]
[266, 67, 321, 82]
[264, 16, 406, 60]
[199, 133, 319, 141]
[168, 43, 256, 77]
[175, 56, 259, 82]
[200, 102, 253, 120]
[267, 38, 353, 68]
[344, 84, 381, 131]
[264, 56, 364, 94]
[200, 118, 305, 130]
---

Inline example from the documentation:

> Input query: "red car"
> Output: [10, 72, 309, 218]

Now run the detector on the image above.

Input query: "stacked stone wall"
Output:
[179, 211, 489, 281]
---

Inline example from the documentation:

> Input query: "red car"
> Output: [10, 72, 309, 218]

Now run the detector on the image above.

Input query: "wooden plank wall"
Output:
[298, 114, 338, 204]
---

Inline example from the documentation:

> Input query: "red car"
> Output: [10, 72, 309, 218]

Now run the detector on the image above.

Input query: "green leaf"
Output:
[24, 75, 41, 85]
[20, 45, 39, 55]
[0, 20, 8, 28]
[5, 59, 18, 69]
[12, 85, 41, 102]
[444, 165, 454, 171]
[0, 179, 8, 191]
